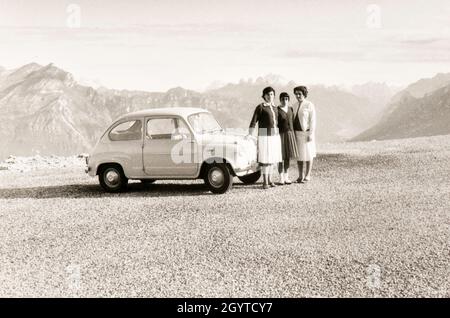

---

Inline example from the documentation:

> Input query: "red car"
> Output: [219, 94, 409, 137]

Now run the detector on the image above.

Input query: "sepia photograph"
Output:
[0, 0, 449, 304]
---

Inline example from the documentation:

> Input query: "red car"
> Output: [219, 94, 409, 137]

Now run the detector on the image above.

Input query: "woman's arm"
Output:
[277, 107, 283, 129]
[248, 105, 261, 136]
[308, 103, 316, 141]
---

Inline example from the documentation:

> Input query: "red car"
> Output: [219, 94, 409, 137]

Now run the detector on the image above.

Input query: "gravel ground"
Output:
[0, 135, 449, 297]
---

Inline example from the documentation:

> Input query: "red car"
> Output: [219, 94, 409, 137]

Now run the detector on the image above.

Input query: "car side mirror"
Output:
[171, 134, 183, 141]
[172, 133, 191, 141]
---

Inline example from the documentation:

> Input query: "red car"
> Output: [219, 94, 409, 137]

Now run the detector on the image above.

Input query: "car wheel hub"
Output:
[105, 170, 120, 186]
[209, 168, 224, 188]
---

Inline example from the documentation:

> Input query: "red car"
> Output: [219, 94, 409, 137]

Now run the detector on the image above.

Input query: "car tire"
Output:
[238, 170, 261, 184]
[140, 179, 156, 185]
[204, 163, 233, 194]
[99, 164, 128, 192]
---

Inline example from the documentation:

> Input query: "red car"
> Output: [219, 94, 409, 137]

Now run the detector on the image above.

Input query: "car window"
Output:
[146, 117, 192, 140]
[188, 112, 222, 134]
[109, 120, 142, 141]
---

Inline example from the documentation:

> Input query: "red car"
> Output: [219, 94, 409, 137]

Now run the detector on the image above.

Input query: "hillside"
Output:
[354, 82, 450, 141]
[390, 72, 450, 103]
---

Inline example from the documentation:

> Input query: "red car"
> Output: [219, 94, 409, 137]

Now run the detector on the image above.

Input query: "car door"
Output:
[107, 119, 143, 177]
[143, 116, 199, 177]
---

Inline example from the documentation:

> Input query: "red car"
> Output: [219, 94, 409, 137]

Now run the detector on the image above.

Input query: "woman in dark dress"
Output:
[248, 87, 282, 189]
[277, 92, 299, 184]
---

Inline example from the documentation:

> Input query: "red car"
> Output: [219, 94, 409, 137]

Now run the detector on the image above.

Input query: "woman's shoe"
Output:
[285, 179, 292, 185]
[263, 183, 270, 189]
[304, 175, 311, 182]
[270, 182, 276, 187]
[296, 178, 304, 183]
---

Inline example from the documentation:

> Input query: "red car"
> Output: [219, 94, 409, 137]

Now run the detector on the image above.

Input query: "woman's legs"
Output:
[268, 164, 276, 186]
[297, 161, 304, 182]
[284, 159, 291, 183]
[261, 164, 269, 188]
[278, 161, 285, 184]
[278, 162, 284, 174]
[304, 159, 313, 181]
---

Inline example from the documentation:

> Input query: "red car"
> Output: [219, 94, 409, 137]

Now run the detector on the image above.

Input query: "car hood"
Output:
[197, 132, 248, 145]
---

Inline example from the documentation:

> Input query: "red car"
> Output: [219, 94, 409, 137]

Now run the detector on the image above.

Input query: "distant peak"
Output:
[20, 63, 76, 87]
[433, 72, 450, 79]
[167, 86, 192, 94]
[41, 63, 64, 72]
[15, 62, 43, 73]
[29, 63, 70, 78]
[23, 62, 42, 68]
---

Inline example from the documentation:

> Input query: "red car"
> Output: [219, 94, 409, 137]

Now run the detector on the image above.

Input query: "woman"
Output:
[293, 86, 316, 182]
[277, 92, 299, 185]
[248, 86, 282, 189]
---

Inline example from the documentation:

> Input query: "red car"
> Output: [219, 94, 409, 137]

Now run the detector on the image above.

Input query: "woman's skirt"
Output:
[280, 131, 299, 160]
[295, 131, 316, 161]
[257, 134, 282, 164]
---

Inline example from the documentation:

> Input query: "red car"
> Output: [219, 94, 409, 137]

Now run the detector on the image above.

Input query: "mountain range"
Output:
[354, 73, 450, 141]
[0, 63, 413, 158]
[2, 62, 448, 158]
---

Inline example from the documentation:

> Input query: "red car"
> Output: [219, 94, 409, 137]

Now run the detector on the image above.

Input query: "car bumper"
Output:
[85, 161, 96, 177]
[234, 160, 259, 176]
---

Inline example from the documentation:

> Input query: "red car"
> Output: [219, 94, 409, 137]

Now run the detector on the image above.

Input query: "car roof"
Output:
[117, 107, 210, 121]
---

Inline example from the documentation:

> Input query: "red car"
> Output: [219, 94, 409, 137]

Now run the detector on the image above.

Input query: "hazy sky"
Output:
[0, 0, 449, 91]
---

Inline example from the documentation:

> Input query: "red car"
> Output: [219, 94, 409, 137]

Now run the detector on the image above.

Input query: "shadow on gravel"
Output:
[0, 182, 218, 199]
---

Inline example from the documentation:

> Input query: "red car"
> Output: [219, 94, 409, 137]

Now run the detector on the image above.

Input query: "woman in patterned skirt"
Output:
[248, 87, 282, 189]
[277, 92, 299, 185]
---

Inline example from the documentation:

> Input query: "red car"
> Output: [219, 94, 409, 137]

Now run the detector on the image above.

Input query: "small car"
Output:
[85, 107, 261, 194]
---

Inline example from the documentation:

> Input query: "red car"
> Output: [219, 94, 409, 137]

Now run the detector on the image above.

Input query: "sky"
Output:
[0, 0, 449, 91]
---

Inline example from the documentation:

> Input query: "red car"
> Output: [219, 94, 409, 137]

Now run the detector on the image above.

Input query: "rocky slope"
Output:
[354, 75, 450, 141]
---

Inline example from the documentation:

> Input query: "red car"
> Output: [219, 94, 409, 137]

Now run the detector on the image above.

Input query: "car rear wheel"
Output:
[99, 164, 128, 192]
[238, 170, 261, 184]
[204, 163, 233, 194]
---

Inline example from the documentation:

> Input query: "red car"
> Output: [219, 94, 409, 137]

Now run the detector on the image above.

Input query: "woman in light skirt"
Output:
[293, 86, 316, 182]
[248, 87, 282, 189]
[277, 92, 299, 185]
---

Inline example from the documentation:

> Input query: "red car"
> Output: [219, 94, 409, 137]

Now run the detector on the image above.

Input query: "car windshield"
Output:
[188, 112, 222, 134]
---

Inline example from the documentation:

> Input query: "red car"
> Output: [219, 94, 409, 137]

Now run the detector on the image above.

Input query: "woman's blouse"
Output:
[277, 106, 295, 133]
[249, 103, 279, 136]
[293, 100, 316, 133]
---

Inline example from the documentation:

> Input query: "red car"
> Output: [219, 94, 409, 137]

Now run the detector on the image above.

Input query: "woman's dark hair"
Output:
[262, 86, 275, 99]
[293, 86, 308, 98]
[279, 92, 290, 101]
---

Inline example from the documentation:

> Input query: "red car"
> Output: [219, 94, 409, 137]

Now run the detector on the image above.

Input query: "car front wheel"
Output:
[99, 164, 128, 192]
[204, 163, 233, 194]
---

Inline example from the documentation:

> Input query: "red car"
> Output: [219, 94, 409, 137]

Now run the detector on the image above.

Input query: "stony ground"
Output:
[0, 136, 449, 297]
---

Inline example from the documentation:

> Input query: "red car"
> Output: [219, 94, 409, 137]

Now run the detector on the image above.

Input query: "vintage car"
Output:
[85, 107, 261, 194]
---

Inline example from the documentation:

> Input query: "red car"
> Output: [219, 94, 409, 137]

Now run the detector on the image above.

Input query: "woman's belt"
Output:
[257, 128, 280, 136]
